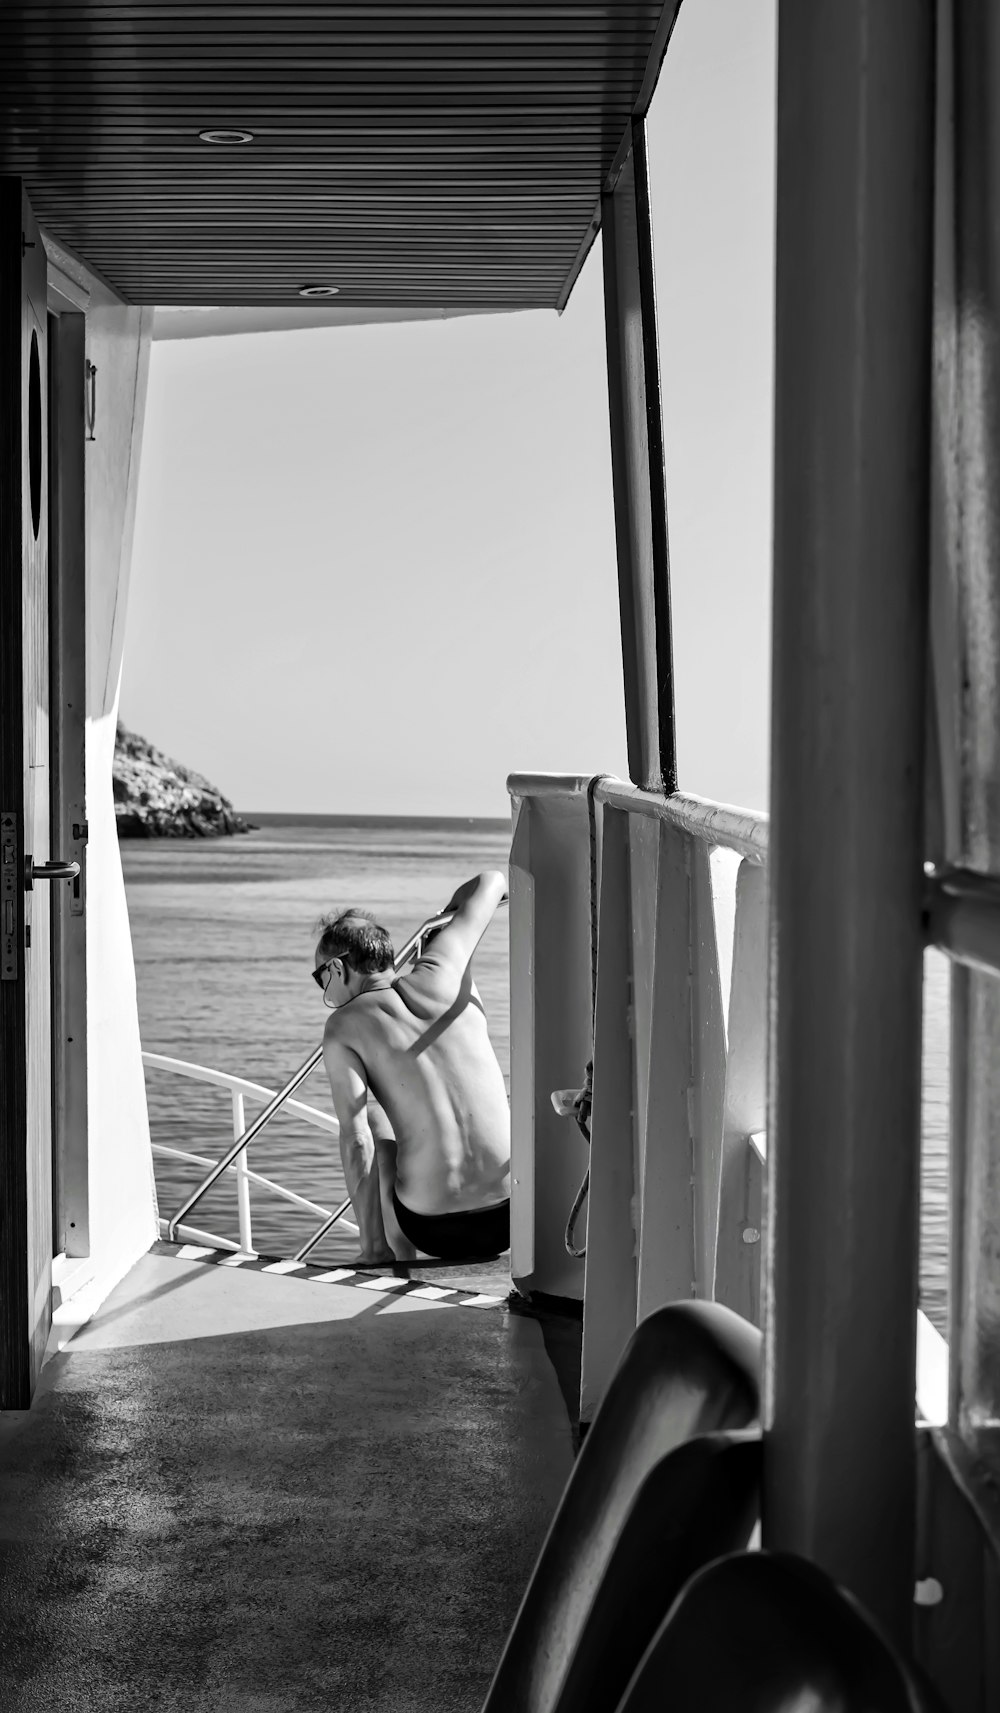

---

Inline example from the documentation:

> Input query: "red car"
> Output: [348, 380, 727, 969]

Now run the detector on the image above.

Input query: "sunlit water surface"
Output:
[123, 820, 950, 1329]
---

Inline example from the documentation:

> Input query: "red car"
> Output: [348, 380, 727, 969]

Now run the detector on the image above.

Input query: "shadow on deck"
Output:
[0, 1245, 578, 1713]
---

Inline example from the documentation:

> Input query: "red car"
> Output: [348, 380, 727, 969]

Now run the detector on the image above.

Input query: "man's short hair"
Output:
[315, 909, 394, 974]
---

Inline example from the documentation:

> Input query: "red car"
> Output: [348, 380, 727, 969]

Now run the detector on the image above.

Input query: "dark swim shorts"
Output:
[391, 1189, 510, 1263]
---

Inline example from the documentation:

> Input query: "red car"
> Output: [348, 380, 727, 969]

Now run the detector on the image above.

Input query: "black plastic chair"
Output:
[482, 1300, 762, 1713]
[614, 1551, 948, 1713]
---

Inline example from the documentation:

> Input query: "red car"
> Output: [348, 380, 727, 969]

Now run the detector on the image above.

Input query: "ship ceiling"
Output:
[0, 3, 676, 311]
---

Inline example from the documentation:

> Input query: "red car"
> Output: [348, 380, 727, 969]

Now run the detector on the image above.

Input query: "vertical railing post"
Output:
[231, 1090, 254, 1256]
[602, 120, 676, 795]
[764, 0, 935, 1645]
[506, 777, 595, 1302]
[932, 0, 1000, 1445]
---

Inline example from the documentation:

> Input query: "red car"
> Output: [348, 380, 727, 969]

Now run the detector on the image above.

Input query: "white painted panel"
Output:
[508, 797, 536, 1285]
[628, 813, 660, 1237]
[689, 842, 728, 1297]
[507, 780, 594, 1301]
[708, 846, 741, 1044]
[77, 280, 159, 1309]
[637, 820, 696, 1319]
[581, 807, 638, 1420]
[714, 860, 769, 1322]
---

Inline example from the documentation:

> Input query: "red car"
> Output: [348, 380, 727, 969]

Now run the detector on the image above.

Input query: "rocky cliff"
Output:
[113, 723, 254, 839]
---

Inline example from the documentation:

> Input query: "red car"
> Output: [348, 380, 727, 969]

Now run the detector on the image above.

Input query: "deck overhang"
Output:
[0, 2, 679, 313]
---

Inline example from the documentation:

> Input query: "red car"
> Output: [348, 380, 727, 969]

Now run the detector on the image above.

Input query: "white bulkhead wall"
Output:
[80, 269, 159, 1303]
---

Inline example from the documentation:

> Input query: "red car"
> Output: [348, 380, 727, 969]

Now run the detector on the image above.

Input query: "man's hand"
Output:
[410, 871, 508, 982]
[441, 870, 507, 916]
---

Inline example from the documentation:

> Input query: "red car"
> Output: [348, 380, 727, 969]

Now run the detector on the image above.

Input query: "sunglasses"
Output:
[312, 955, 347, 990]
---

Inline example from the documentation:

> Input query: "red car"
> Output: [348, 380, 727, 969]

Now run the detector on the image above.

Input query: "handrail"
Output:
[163, 904, 502, 1246]
[144, 1053, 359, 1256]
[143, 1052, 338, 1131]
[924, 863, 1000, 978]
[150, 1136, 352, 1222]
[594, 779, 770, 864]
[166, 1046, 325, 1245]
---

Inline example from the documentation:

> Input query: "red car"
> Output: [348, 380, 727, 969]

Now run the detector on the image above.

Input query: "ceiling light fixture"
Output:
[298, 285, 340, 298]
[199, 128, 254, 145]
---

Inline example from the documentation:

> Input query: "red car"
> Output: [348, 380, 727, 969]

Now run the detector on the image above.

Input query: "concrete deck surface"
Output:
[0, 1245, 578, 1713]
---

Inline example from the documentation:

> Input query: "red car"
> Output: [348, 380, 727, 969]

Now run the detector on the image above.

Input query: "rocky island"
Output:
[114, 722, 254, 839]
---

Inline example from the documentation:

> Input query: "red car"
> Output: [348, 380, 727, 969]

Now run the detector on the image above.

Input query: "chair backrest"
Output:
[554, 1430, 760, 1713]
[482, 1300, 762, 1713]
[614, 1551, 948, 1713]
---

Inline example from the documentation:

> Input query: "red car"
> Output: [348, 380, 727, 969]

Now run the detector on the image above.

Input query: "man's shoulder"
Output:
[323, 992, 400, 1046]
[393, 965, 486, 1027]
[323, 1010, 349, 1048]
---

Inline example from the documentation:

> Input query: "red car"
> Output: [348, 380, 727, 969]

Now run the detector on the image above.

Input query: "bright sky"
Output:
[121, 0, 777, 819]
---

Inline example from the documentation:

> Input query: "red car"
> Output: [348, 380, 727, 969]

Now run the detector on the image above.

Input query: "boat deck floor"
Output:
[0, 1243, 579, 1713]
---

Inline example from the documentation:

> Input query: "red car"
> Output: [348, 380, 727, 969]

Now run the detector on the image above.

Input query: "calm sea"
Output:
[122, 818, 950, 1333]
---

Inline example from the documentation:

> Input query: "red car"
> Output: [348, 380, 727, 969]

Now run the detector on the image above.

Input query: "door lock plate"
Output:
[2, 811, 19, 980]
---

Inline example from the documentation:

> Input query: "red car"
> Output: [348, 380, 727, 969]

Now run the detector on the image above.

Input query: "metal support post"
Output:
[764, 0, 935, 1646]
[602, 120, 676, 795]
[931, 0, 1000, 1444]
[232, 1091, 254, 1255]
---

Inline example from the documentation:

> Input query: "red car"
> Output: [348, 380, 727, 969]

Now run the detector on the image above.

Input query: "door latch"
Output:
[24, 856, 82, 890]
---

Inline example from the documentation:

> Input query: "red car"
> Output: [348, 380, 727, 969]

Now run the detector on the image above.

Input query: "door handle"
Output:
[24, 857, 81, 890]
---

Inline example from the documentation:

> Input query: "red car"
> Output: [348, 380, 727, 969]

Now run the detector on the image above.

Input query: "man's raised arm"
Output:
[322, 1028, 394, 1265]
[419, 869, 507, 977]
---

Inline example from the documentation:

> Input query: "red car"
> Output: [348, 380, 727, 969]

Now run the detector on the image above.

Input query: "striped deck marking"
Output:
[152, 1241, 508, 1313]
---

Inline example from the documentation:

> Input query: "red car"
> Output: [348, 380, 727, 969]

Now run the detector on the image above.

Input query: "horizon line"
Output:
[240, 810, 512, 829]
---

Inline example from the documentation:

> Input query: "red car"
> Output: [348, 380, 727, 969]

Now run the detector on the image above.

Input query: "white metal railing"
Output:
[508, 772, 953, 1429]
[143, 1051, 359, 1260]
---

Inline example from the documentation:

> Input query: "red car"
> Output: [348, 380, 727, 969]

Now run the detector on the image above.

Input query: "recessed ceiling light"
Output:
[298, 285, 340, 298]
[199, 128, 254, 145]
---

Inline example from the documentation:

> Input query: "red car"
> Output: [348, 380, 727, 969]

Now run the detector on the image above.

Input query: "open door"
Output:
[0, 181, 58, 1405]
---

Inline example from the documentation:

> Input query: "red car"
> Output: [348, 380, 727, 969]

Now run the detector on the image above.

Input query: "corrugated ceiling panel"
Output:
[0, 3, 672, 308]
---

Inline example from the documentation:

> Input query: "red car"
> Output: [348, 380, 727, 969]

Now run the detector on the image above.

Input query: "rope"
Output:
[563, 1060, 593, 1258]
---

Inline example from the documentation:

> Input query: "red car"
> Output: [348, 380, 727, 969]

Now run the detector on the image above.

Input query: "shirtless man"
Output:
[314, 870, 511, 1265]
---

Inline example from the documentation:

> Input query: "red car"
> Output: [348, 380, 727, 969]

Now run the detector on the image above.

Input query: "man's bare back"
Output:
[315, 872, 510, 1262]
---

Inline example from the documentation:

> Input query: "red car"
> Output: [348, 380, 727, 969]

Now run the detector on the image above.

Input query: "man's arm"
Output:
[416, 870, 507, 979]
[322, 1028, 394, 1264]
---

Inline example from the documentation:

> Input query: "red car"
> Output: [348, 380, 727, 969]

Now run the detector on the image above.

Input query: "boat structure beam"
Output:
[763, 0, 936, 1646]
[930, 0, 1000, 1446]
[601, 119, 676, 796]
